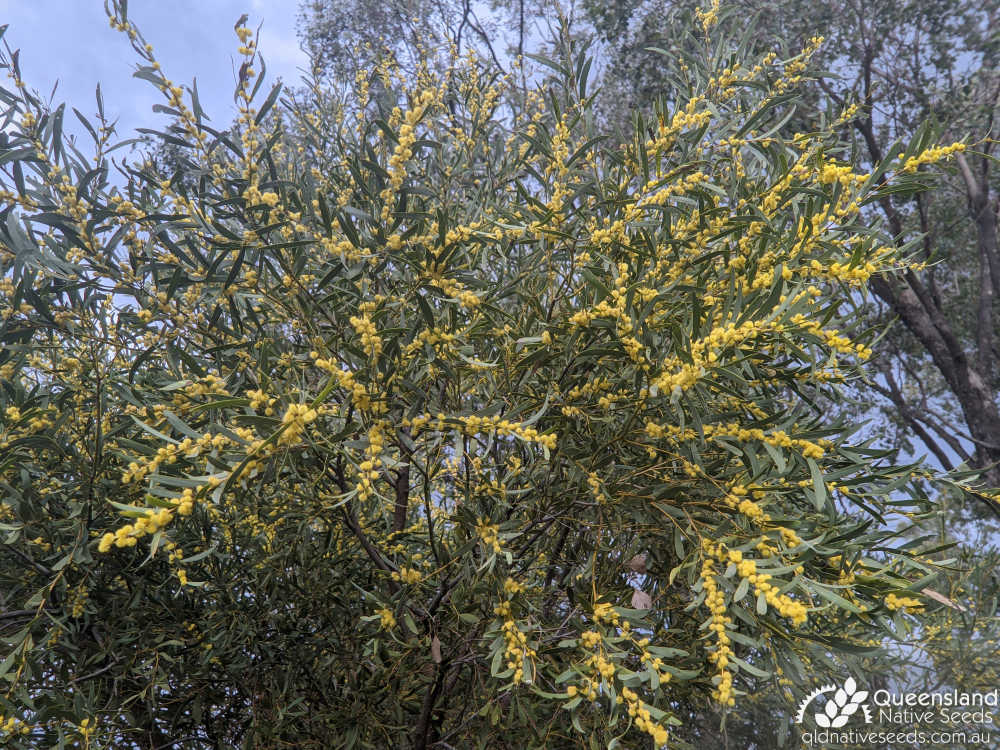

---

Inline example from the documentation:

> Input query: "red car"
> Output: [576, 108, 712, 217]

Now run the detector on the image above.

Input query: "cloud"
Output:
[1, 0, 310, 142]
[258, 29, 309, 82]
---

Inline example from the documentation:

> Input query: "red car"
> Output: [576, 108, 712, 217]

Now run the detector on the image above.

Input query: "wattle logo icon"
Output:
[795, 677, 873, 727]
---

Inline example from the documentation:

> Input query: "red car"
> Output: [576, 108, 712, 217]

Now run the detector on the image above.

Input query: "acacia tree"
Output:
[587, 0, 1000, 500]
[0, 3, 978, 748]
[584, 2, 1000, 733]
[301, 0, 1000, 505]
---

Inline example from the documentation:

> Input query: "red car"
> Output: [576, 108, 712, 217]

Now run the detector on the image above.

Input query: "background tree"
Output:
[0, 2, 984, 748]
[297, 0, 528, 90]
[298, 0, 451, 83]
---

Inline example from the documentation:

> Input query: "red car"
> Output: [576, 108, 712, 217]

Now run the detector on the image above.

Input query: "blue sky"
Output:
[1, 0, 309, 142]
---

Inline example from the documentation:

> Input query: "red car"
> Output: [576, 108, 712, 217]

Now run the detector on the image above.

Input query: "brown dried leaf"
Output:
[628, 553, 647, 574]
[631, 589, 652, 610]
[921, 588, 967, 612]
[431, 635, 442, 663]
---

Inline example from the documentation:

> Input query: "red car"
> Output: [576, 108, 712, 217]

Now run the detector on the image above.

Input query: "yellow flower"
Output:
[376, 607, 396, 629]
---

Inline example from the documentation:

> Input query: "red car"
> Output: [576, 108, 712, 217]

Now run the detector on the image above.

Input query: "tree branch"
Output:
[413, 662, 448, 750]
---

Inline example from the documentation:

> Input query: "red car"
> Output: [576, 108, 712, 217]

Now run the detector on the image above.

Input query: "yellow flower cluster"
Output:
[356, 424, 385, 499]
[321, 235, 363, 263]
[349, 314, 382, 358]
[184, 373, 229, 398]
[693, 319, 775, 363]
[99, 506, 175, 552]
[67, 585, 88, 618]
[391, 566, 423, 584]
[476, 519, 503, 553]
[543, 116, 573, 217]
[622, 686, 670, 746]
[589, 218, 627, 245]
[312, 357, 382, 413]
[433, 275, 481, 308]
[585, 471, 607, 503]
[376, 607, 396, 629]
[791, 315, 874, 360]
[77, 717, 95, 742]
[501, 617, 536, 683]
[568, 265, 641, 365]
[380, 89, 435, 222]
[0, 406, 56, 449]
[733, 552, 807, 625]
[242, 184, 279, 208]
[772, 36, 824, 96]
[645, 95, 712, 156]
[564, 377, 612, 406]
[590, 652, 617, 683]
[651, 361, 705, 398]
[1, 715, 31, 737]
[900, 142, 965, 173]
[778, 527, 802, 548]
[503, 576, 526, 595]
[694, 0, 720, 32]
[593, 601, 620, 626]
[637, 641, 671, 685]
[121, 431, 227, 484]
[885, 593, 924, 612]
[570, 678, 598, 700]
[246, 388, 276, 415]
[645, 420, 826, 461]
[818, 159, 867, 187]
[405, 327, 457, 357]
[638, 170, 708, 207]
[721, 484, 770, 524]
[715, 424, 825, 459]
[278, 403, 317, 446]
[175, 487, 197, 516]
[455, 414, 557, 450]
[700, 555, 735, 705]
[812, 257, 882, 287]
[705, 544, 807, 625]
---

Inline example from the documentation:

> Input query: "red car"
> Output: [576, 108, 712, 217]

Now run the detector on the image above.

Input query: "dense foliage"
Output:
[589, 0, 1000, 500]
[0, 3, 981, 747]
